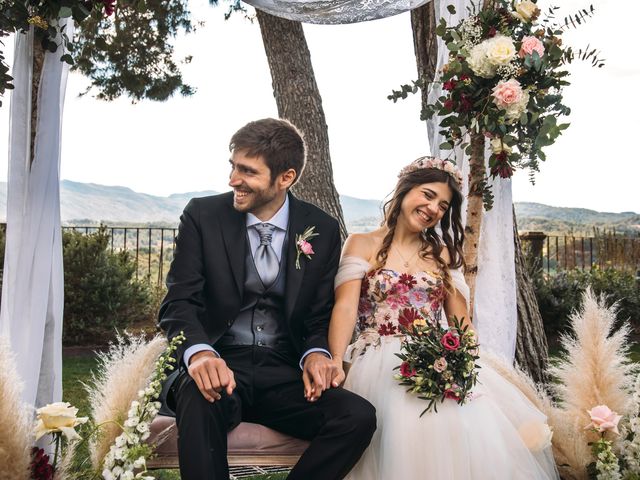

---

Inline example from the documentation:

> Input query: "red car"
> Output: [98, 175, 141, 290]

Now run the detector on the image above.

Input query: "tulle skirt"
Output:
[344, 336, 559, 480]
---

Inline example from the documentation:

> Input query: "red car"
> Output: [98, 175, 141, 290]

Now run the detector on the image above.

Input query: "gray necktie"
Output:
[254, 223, 279, 287]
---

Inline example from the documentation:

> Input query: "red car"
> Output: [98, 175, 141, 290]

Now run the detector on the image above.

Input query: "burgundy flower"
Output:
[491, 161, 514, 179]
[398, 273, 417, 288]
[441, 331, 461, 351]
[398, 308, 421, 327]
[400, 361, 417, 378]
[378, 322, 398, 336]
[444, 385, 461, 400]
[487, 26, 497, 38]
[459, 94, 472, 112]
[443, 79, 458, 91]
[102, 0, 116, 16]
[443, 98, 455, 111]
[31, 447, 54, 480]
[459, 74, 470, 82]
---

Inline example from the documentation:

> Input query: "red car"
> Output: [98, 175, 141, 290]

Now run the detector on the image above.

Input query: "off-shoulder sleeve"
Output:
[450, 267, 471, 310]
[334, 255, 371, 290]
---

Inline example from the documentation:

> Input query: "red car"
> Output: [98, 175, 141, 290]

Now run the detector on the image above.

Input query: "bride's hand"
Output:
[330, 358, 346, 388]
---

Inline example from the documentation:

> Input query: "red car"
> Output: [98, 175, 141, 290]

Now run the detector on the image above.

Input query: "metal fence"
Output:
[48, 228, 640, 285]
[62, 226, 178, 285]
[521, 232, 640, 275]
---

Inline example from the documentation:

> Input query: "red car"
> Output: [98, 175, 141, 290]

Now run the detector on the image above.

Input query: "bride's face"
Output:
[399, 182, 452, 232]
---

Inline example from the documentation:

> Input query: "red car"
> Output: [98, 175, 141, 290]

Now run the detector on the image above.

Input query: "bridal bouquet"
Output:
[394, 316, 480, 415]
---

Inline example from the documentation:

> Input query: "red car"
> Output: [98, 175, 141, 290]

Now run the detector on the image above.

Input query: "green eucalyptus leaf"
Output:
[447, 4, 456, 14]
[59, 6, 73, 18]
[440, 142, 453, 150]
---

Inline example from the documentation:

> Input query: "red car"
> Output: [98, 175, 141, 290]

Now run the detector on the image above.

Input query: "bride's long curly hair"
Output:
[374, 167, 465, 292]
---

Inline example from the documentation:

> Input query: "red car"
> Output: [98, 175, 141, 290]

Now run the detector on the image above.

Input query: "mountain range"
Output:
[0, 180, 637, 234]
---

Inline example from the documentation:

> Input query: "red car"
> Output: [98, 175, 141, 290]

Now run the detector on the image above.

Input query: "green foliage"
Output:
[72, 0, 195, 101]
[533, 266, 640, 340]
[63, 226, 158, 345]
[1, 0, 195, 105]
[0, 0, 110, 101]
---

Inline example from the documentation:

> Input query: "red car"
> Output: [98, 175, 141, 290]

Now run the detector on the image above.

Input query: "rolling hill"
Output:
[0, 181, 637, 234]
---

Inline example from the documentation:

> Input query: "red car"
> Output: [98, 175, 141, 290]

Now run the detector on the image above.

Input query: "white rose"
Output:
[485, 35, 516, 67]
[468, 42, 496, 78]
[34, 401, 88, 441]
[518, 421, 553, 452]
[490, 138, 512, 154]
[514, 0, 539, 22]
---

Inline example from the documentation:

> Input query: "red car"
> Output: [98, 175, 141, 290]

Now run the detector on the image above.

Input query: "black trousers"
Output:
[171, 346, 376, 480]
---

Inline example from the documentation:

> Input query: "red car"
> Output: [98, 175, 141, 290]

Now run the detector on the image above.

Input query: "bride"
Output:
[328, 157, 559, 479]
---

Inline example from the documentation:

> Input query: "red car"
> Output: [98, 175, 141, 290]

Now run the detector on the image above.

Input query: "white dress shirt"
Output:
[183, 195, 330, 368]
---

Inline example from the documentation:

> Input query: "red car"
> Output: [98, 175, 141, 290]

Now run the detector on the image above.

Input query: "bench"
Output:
[146, 415, 310, 469]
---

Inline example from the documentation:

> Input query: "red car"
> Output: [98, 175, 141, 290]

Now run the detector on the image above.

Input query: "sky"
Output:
[0, 0, 638, 213]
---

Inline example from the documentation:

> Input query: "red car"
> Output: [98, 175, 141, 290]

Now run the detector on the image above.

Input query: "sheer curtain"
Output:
[0, 23, 72, 407]
[427, 0, 517, 361]
[243, 0, 431, 23]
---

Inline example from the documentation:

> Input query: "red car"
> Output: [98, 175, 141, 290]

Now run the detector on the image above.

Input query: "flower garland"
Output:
[390, 0, 603, 196]
[101, 332, 185, 480]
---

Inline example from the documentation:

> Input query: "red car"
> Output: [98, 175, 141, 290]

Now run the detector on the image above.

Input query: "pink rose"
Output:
[492, 78, 524, 109]
[586, 405, 622, 434]
[441, 331, 460, 351]
[400, 361, 416, 378]
[519, 36, 545, 58]
[297, 240, 314, 255]
[433, 357, 448, 373]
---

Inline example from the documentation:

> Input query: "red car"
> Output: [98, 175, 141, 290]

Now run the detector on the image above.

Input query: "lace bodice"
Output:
[357, 269, 446, 336]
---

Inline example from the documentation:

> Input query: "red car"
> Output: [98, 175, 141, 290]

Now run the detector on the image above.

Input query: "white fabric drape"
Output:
[244, 0, 431, 23]
[428, 0, 517, 361]
[0, 23, 72, 407]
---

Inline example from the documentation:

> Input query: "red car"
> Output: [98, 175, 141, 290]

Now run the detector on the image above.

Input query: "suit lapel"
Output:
[219, 195, 246, 295]
[285, 193, 309, 321]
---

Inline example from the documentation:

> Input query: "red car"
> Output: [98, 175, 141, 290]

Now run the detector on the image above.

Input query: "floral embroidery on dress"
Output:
[347, 268, 445, 360]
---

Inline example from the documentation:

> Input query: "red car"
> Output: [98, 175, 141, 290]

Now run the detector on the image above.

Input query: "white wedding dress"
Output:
[338, 257, 559, 480]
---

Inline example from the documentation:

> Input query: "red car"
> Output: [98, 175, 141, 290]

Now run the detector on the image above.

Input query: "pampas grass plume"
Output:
[86, 332, 167, 469]
[0, 336, 32, 480]
[548, 288, 636, 479]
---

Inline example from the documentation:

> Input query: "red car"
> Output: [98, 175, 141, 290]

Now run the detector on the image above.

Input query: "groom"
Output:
[159, 118, 376, 479]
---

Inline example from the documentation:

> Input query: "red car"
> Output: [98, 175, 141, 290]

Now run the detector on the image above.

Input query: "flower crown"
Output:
[398, 156, 464, 188]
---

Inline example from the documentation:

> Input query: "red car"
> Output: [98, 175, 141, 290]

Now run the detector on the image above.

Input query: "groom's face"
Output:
[228, 150, 282, 217]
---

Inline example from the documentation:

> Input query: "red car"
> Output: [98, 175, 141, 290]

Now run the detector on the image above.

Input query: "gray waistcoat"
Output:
[216, 234, 292, 351]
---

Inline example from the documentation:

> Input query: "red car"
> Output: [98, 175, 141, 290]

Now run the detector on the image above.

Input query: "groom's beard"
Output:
[232, 183, 278, 214]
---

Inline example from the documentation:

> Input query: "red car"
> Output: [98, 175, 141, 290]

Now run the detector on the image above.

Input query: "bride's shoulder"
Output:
[342, 230, 383, 264]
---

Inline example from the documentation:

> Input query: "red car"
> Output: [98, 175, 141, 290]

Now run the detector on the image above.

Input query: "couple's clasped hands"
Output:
[188, 350, 346, 403]
[302, 353, 346, 402]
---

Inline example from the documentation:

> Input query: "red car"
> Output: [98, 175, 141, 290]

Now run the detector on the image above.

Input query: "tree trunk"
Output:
[256, 10, 347, 240]
[410, 1, 438, 117]
[513, 207, 549, 384]
[30, 40, 45, 166]
[462, 131, 485, 313]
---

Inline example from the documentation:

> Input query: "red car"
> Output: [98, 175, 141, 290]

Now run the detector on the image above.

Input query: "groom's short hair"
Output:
[229, 118, 306, 186]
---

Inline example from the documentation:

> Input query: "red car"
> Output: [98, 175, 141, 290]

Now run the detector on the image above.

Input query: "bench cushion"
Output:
[147, 415, 310, 469]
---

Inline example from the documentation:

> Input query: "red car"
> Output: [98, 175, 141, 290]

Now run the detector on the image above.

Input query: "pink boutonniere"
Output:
[295, 226, 319, 269]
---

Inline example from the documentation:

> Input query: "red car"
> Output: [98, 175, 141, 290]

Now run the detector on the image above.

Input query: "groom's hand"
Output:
[302, 352, 338, 402]
[188, 351, 236, 403]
